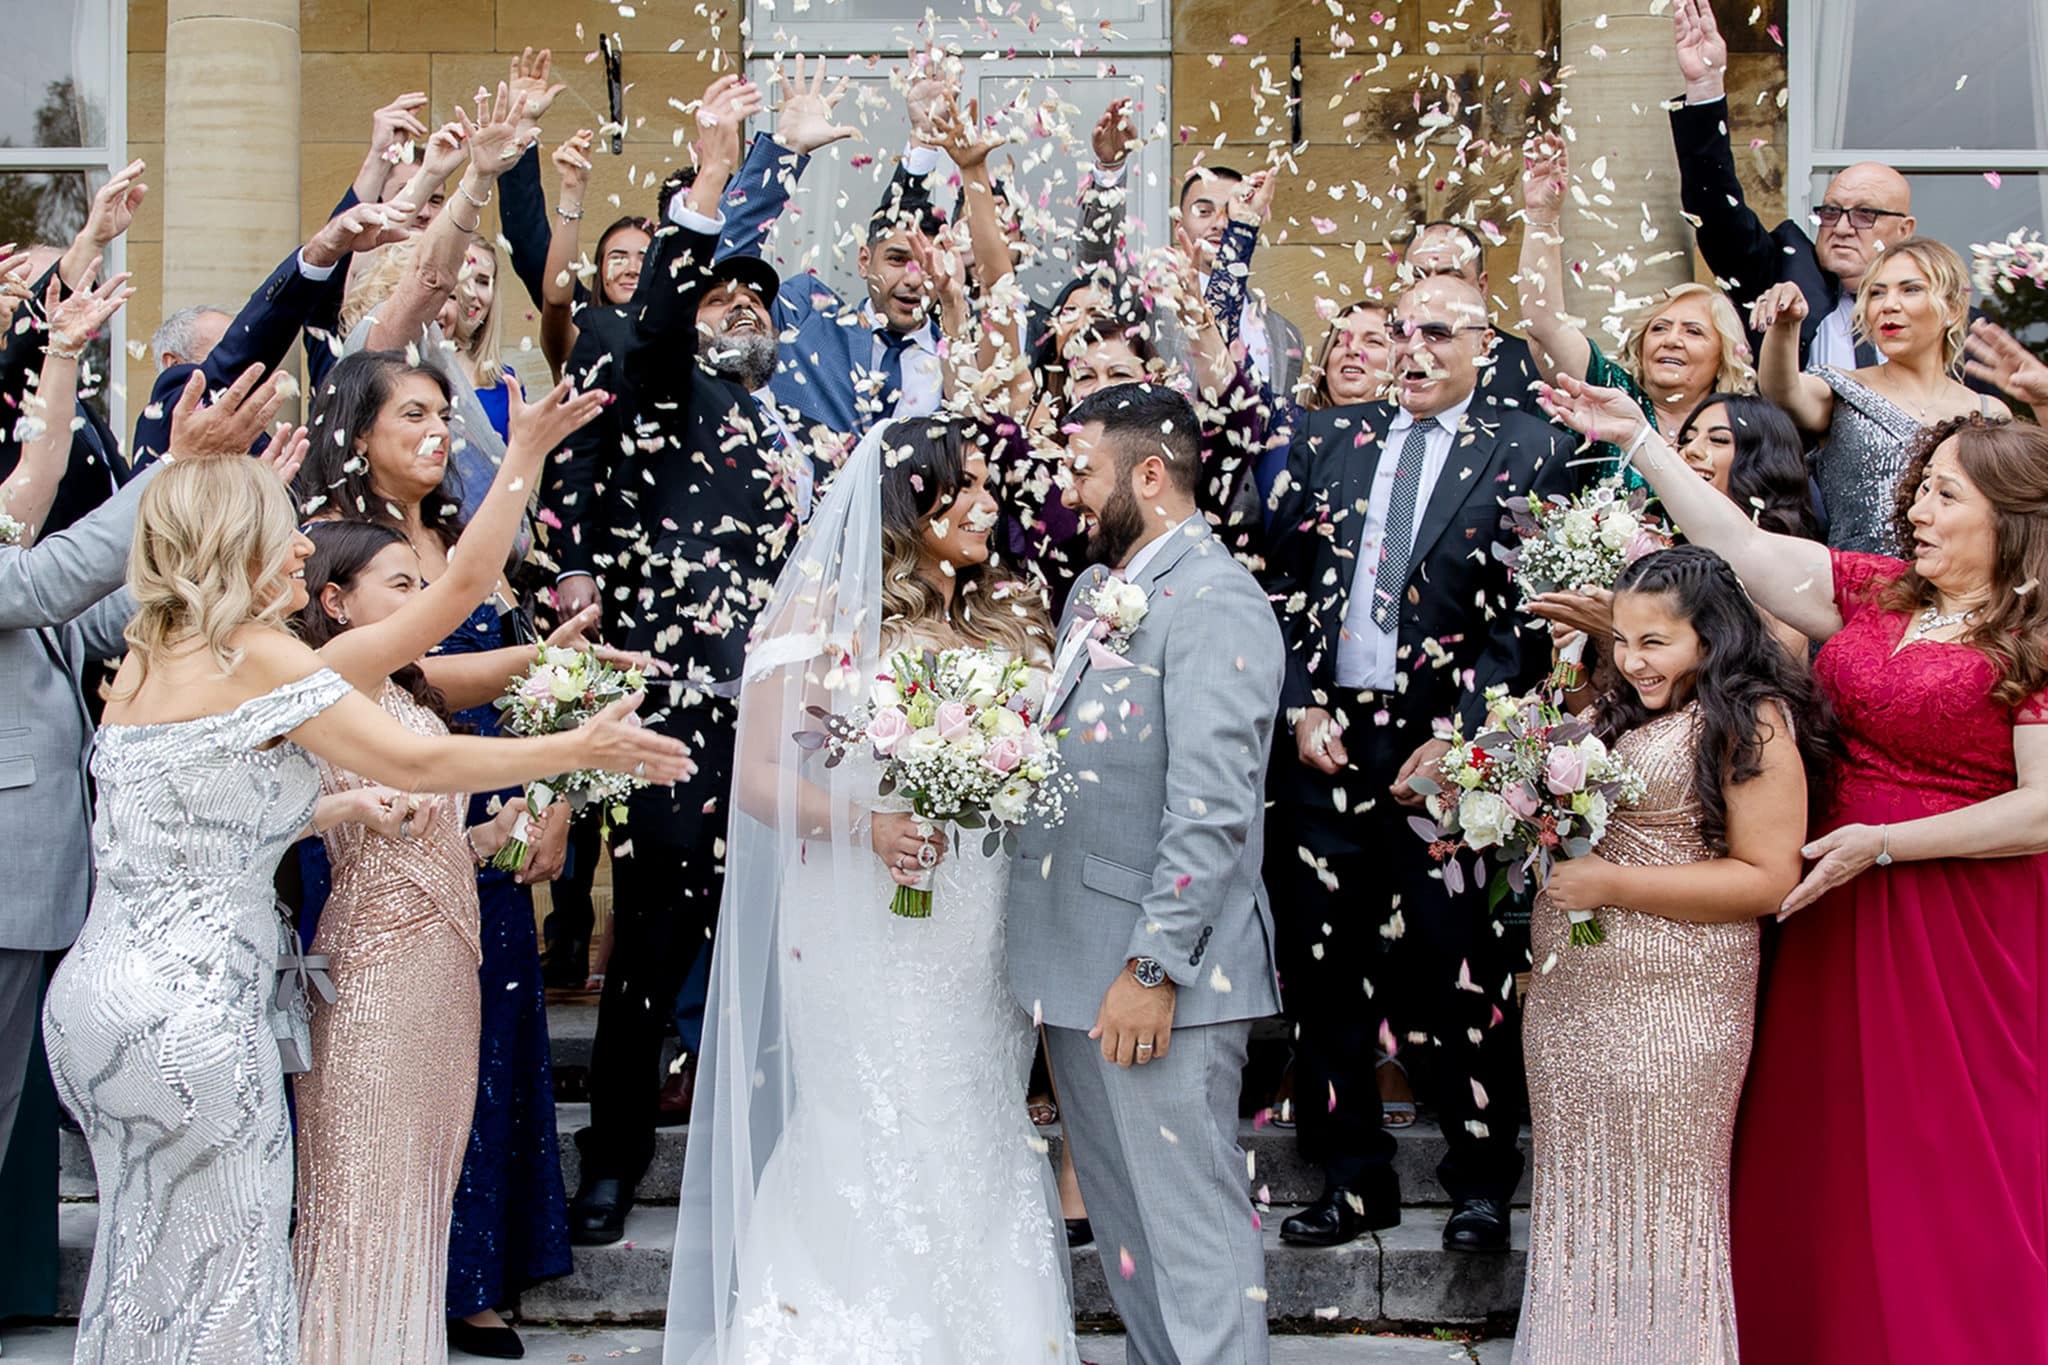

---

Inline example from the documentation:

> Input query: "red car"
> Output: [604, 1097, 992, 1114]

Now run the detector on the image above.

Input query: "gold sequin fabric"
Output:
[1514, 704, 1757, 1365]
[293, 682, 482, 1365]
[43, 669, 354, 1365]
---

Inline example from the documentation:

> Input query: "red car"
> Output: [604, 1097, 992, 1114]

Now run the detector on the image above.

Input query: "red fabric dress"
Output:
[1731, 550, 2048, 1363]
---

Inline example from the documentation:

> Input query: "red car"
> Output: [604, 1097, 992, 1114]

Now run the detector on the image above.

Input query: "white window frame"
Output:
[1787, 0, 2048, 192]
[0, 0, 129, 441]
[746, 0, 1169, 57]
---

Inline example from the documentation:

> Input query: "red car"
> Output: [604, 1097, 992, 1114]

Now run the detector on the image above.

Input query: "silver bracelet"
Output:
[555, 204, 584, 221]
[457, 180, 493, 210]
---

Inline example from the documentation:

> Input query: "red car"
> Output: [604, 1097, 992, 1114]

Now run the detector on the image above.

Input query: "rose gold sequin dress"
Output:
[1514, 704, 1757, 1364]
[293, 682, 483, 1364]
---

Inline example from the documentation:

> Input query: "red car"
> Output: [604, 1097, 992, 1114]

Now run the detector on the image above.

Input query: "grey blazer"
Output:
[1007, 519, 1285, 1031]
[0, 467, 156, 952]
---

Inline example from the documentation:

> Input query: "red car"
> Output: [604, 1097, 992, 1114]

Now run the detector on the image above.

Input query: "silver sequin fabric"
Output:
[1812, 366, 1926, 557]
[1514, 705, 1757, 1365]
[43, 669, 355, 1365]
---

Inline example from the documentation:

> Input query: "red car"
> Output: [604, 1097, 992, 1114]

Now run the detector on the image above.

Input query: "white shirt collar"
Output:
[858, 300, 938, 353]
[1391, 390, 1475, 434]
[1118, 514, 1200, 583]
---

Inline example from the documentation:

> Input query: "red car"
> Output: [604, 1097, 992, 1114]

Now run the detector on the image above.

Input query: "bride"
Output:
[663, 414, 1081, 1364]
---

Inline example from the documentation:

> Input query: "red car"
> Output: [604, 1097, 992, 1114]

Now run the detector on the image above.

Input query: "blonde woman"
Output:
[40, 440, 687, 1365]
[1519, 133, 1756, 478]
[1752, 235, 2008, 554]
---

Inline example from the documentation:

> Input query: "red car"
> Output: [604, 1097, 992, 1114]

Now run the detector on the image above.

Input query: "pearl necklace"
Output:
[1908, 603, 1976, 641]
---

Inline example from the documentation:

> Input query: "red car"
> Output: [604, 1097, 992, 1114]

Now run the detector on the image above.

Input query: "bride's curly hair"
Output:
[878, 416, 1053, 661]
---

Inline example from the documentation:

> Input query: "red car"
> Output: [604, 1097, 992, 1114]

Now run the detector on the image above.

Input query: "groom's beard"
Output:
[1086, 480, 1147, 566]
[698, 326, 779, 392]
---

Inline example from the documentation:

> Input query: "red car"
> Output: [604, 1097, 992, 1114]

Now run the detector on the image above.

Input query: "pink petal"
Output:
[1985, 171, 2004, 189]
[1119, 1247, 1137, 1279]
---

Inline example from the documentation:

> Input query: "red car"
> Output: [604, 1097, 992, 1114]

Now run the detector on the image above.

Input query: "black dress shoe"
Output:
[568, 1176, 632, 1246]
[540, 936, 590, 990]
[1279, 1186, 1399, 1246]
[1065, 1218, 1094, 1248]
[1443, 1196, 1510, 1252]
[447, 1318, 526, 1359]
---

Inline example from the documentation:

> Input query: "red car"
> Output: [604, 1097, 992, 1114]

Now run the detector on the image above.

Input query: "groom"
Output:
[1010, 383, 1284, 1365]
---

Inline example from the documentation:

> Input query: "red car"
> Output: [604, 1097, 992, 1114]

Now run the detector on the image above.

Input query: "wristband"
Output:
[555, 204, 584, 221]
[457, 180, 493, 210]
[465, 829, 488, 866]
[1624, 424, 1656, 462]
[46, 339, 86, 361]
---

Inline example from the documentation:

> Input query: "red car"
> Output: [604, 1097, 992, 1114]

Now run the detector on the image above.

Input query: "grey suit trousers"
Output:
[0, 947, 43, 1161]
[1047, 1021, 1269, 1365]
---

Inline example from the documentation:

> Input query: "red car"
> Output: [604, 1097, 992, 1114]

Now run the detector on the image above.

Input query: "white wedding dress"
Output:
[725, 742, 1078, 1364]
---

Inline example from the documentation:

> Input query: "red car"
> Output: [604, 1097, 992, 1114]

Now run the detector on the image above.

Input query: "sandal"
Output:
[1027, 1096, 1059, 1127]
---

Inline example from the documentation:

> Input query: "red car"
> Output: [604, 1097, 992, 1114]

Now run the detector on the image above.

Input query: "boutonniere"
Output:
[1078, 576, 1150, 660]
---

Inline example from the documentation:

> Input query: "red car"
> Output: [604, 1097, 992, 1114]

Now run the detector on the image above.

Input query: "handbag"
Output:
[269, 899, 336, 1075]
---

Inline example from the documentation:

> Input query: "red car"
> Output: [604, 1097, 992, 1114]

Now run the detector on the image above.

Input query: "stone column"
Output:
[1554, 0, 1692, 335]
[162, 0, 300, 317]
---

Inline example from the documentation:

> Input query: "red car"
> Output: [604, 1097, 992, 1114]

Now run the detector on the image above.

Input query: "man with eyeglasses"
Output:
[1260, 274, 1573, 1257]
[1402, 220, 1543, 409]
[1668, 0, 1917, 371]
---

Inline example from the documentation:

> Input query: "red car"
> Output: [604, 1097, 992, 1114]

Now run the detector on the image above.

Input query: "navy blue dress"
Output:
[436, 598, 574, 1318]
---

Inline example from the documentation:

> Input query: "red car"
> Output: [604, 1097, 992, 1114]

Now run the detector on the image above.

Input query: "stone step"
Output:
[59, 1107, 1530, 1212]
[56, 1200, 1525, 1330]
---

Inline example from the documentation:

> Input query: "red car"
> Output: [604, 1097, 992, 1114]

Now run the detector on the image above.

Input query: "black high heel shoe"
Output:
[1065, 1217, 1094, 1248]
[447, 1317, 525, 1359]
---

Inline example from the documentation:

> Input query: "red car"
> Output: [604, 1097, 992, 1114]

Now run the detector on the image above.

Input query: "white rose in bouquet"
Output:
[1598, 509, 1641, 552]
[1456, 790, 1515, 851]
[979, 705, 1027, 738]
[1560, 506, 1599, 546]
[961, 653, 1008, 706]
[901, 728, 947, 762]
[990, 777, 1033, 824]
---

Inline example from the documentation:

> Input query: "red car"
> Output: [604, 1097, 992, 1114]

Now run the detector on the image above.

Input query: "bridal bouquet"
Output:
[488, 645, 649, 871]
[1496, 478, 1670, 689]
[1971, 228, 2048, 297]
[1406, 687, 1647, 946]
[800, 646, 1070, 919]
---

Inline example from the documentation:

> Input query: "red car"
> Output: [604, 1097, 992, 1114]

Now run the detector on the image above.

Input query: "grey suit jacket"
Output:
[1007, 519, 1285, 1031]
[0, 466, 157, 952]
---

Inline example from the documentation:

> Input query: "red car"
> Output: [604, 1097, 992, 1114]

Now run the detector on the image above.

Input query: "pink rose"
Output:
[1623, 528, 1666, 565]
[1544, 744, 1588, 796]
[1504, 782, 1541, 819]
[867, 706, 910, 756]
[983, 736, 1024, 775]
[935, 700, 973, 741]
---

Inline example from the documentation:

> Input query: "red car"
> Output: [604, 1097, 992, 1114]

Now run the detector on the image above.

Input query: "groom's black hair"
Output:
[1066, 383, 1201, 495]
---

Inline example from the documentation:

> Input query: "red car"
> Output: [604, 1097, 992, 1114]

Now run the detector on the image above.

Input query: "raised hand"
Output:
[369, 92, 430, 163]
[552, 129, 595, 203]
[509, 47, 568, 145]
[414, 120, 470, 191]
[80, 160, 148, 250]
[1522, 133, 1568, 226]
[166, 365, 291, 460]
[505, 376, 608, 465]
[693, 74, 764, 176]
[910, 228, 967, 315]
[1747, 280, 1809, 334]
[577, 693, 697, 785]
[932, 94, 1002, 171]
[1091, 97, 1135, 168]
[1228, 167, 1278, 225]
[0, 245, 32, 326]
[1536, 373, 1654, 447]
[1673, 0, 1730, 104]
[772, 55, 857, 156]
[460, 81, 530, 178]
[1964, 318, 2048, 407]
[260, 423, 312, 487]
[303, 201, 414, 269]
[44, 262, 133, 354]
[905, 57, 958, 148]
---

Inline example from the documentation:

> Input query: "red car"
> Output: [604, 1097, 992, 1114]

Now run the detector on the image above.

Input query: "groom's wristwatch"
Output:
[1127, 956, 1168, 989]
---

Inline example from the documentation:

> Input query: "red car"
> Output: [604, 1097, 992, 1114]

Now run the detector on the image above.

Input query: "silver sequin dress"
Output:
[1514, 705, 1757, 1365]
[1812, 366, 1925, 557]
[42, 669, 355, 1365]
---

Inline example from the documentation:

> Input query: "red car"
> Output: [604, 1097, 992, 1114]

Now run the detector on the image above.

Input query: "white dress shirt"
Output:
[1813, 294, 1880, 370]
[858, 301, 943, 421]
[1333, 394, 1475, 692]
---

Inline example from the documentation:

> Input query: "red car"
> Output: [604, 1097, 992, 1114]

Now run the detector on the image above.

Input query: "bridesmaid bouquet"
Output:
[799, 646, 1070, 919]
[1496, 479, 1670, 690]
[1406, 687, 1647, 946]
[489, 645, 650, 871]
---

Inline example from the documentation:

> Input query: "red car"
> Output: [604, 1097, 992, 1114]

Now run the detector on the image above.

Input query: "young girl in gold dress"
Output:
[1514, 546, 1829, 1364]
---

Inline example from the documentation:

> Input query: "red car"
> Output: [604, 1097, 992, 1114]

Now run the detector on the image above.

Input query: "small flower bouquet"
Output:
[1971, 228, 2048, 298]
[0, 510, 22, 547]
[799, 646, 1070, 919]
[1405, 687, 1648, 946]
[1495, 478, 1671, 689]
[489, 646, 649, 872]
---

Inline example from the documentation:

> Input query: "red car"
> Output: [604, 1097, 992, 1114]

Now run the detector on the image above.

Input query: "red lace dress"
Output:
[1731, 551, 2048, 1363]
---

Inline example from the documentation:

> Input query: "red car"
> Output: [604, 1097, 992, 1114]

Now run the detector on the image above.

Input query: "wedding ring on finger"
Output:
[635, 761, 646, 778]
[398, 813, 413, 841]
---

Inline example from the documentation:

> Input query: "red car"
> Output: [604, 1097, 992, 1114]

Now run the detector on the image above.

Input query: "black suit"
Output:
[571, 214, 804, 1187]
[0, 263, 128, 537]
[1260, 398, 1573, 1202]
[1669, 97, 2005, 399]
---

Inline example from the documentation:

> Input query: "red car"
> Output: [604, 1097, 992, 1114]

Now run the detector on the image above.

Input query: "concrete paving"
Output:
[0, 1322, 1511, 1363]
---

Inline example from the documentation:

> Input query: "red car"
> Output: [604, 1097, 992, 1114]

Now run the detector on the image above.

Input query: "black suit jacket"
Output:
[1261, 400, 1575, 805]
[0, 262, 128, 536]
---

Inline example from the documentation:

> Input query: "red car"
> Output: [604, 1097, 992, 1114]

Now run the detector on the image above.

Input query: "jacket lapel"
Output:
[1332, 404, 1396, 565]
[1406, 410, 1508, 575]
[1045, 564, 1109, 719]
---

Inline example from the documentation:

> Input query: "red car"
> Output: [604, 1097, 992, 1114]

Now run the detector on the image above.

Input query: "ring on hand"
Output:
[634, 761, 646, 778]
[1136, 1042, 1154, 1053]
[398, 814, 413, 841]
[916, 842, 939, 871]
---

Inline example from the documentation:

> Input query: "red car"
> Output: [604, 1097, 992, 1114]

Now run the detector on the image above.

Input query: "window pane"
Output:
[1815, 0, 2048, 151]
[1808, 169, 2048, 360]
[1, 0, 110, 149]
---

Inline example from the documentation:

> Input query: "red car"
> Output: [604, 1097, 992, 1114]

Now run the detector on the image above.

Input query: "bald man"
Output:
[1670, 0, 1929, 372]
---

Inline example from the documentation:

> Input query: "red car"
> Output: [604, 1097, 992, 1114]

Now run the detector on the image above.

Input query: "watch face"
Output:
[1131, 957, 1166, 987]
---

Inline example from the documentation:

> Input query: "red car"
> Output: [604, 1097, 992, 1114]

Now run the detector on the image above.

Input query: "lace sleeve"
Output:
[1829, 548, 1908, 624]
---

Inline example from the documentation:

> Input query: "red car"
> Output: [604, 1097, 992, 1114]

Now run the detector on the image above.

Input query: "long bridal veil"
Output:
[662, 420, 894, 1364]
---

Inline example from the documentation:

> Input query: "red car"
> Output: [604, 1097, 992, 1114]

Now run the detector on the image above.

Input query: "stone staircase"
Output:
[54, 1003, 1530, 1332]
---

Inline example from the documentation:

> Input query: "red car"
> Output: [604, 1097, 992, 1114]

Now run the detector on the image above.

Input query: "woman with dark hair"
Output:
[537, 119, 655, 376]
[288, 520, 538, 1364]
[1514, 545, 1829, 1362]
[1542, 372, 2048, 1363]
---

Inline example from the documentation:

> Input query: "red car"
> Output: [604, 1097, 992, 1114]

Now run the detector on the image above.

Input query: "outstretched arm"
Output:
[539, 129, 594, 378]
[1667, 0, 1786, 306]
[1749, 282, 1835, 432]
[1516, 134, 1593, 386]
[5, 263, 130, 540]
